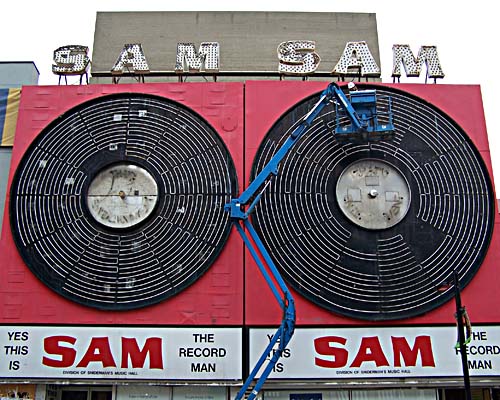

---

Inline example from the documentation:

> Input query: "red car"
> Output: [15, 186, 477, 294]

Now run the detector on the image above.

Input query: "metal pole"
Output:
[454, 270, 472, 400]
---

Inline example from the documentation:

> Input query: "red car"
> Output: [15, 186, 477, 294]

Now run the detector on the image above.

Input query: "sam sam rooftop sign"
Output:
[52, 41, 445, 83]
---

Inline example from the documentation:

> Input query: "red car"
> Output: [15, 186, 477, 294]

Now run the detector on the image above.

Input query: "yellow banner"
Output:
[0, 88, 21, 146]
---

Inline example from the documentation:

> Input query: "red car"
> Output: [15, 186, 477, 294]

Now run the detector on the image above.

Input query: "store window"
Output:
[59, 386, 112, 400]
[263, 389, 437, 400]
[352, 389, 436, 399]
[441, 388, 492, 400]
[116, 386, 170, 400]
[172, 386, 227, 400]
[263, 390, 349, 400]
[0, 384, 35, 399]
[289, 394, 324, 400]
[61, 390, 87, 400]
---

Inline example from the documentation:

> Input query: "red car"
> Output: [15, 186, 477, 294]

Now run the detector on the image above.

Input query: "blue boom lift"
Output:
[225, 82, 394, 400]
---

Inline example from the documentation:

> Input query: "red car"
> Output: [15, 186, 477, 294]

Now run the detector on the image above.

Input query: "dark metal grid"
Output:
[10, 93, 238, 310]
[251, 86, 495, 321]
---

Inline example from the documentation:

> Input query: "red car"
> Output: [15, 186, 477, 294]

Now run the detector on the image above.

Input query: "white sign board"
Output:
[250, 326, 500, 379]
[0, 326, 242, 380]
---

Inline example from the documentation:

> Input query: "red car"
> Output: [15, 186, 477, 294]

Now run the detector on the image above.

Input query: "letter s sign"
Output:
[52, 45, 90, 75]
[314, 336, 348, 368]
[277, 40, 320, 76]
[42, 336, 77, 368]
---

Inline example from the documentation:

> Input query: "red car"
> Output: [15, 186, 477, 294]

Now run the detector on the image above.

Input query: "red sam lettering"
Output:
[42, 335, 165, 369]
[392, 336, 435, 367]
[314, 336, 348, 368]
[43, 336, 77, 368]
[76, 337, 116, 367]
[350, 336, 389, 367]
[121, 337, 163, 369]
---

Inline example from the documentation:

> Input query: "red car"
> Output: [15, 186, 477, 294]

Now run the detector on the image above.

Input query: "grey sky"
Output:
[3, 0, 499, 187]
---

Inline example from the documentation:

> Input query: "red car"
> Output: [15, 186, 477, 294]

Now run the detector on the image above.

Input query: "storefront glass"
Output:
[116, 386, 171, 400]
[172, 386, 227, 400]
[351, 389, 436, 399]
[0, 384, 35, 399]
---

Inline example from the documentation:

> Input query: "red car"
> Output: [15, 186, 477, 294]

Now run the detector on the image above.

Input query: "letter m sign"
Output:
[175, 42, 220, 73]
[392, 44, 445, 82]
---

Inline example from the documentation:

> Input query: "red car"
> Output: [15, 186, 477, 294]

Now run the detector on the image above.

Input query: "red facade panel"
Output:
[1, 80, 497, 328]
[0, 83, 244, 325]
[244, 81, 499, 326]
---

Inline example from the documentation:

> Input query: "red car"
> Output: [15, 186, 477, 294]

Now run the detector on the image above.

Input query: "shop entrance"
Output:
[60, 386, 112, 400]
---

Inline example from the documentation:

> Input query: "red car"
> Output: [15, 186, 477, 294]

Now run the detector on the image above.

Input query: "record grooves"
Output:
[9, 93, 238, 311]
[250, 85, 495, 321]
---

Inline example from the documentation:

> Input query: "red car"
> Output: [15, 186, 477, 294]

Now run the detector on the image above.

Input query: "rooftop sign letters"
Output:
[52, 45, 90, 84]
[52, 41, 445, 82]
[175, 42, 220, 73]
[392, 44, 444, 82]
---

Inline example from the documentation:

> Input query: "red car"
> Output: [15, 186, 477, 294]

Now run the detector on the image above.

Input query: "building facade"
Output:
[0, 12, 498, 400]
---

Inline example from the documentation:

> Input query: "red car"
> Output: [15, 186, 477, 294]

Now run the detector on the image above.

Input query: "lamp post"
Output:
[452, 270, 472, 400]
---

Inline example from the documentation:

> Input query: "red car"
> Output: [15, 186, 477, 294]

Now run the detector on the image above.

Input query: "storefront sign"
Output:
[249, 326, 500, 379]
[0, 326, 242, 380]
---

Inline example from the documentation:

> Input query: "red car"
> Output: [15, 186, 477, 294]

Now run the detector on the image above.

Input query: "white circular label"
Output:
[336, 159, 411, 230]
[87, 163, 158, 229]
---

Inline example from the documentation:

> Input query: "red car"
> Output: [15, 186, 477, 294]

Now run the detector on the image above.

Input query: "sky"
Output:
[3, 0, 500, 188]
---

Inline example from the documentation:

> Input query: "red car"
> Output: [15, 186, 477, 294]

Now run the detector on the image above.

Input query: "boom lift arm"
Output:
[225, 82, 393, 400]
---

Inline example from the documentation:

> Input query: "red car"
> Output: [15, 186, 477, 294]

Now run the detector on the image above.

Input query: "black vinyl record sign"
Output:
[251, 85, 495, 321]
[10, 93, 238, 310]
